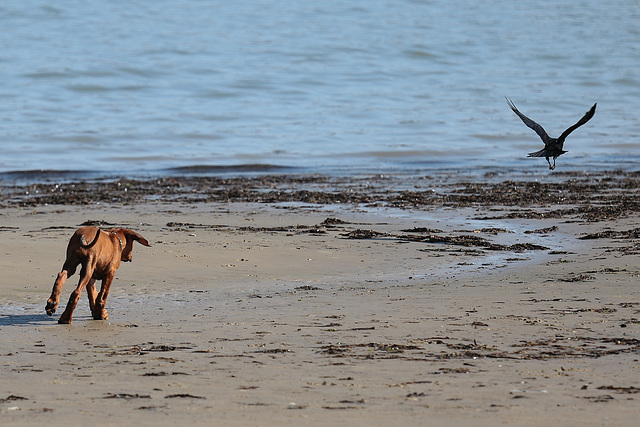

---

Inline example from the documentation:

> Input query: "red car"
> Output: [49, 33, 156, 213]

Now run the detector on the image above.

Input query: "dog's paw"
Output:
[45, 301, 57, 316]
[92, 310, 108, 321]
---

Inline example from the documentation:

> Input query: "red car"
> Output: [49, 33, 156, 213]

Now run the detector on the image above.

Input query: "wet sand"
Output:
[1, 172, 639, 426]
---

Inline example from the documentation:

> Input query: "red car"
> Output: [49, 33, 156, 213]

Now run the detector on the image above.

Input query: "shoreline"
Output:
[3, 169, 640, 214]
[1, 173, 639, 426]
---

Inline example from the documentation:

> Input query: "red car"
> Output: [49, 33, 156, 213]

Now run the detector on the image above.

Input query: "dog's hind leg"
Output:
[58, 265, 93, 324]
[86, 278, 98, 314]
[46, 261, 77, 316]
[93, 275, 115, 320]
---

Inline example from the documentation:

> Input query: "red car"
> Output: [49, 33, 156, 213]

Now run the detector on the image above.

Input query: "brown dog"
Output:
[45, 226, 151, 324]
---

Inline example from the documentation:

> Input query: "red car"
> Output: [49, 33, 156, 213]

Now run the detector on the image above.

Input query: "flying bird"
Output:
[506, 98, 597, 170]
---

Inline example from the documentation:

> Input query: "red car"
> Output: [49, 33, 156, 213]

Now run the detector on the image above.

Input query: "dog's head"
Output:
[110, 229, 151, 262]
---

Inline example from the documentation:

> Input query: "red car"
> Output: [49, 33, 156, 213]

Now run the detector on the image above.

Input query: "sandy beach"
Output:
[1, 172, 639, 426]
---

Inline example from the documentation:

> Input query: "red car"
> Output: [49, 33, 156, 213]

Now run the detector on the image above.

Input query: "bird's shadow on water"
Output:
[0, 313, 52, 326]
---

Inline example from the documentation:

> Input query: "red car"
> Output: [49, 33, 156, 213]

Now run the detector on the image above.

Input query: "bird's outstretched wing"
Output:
[558, 103, 597, 143]
[506, 98, 551, 144]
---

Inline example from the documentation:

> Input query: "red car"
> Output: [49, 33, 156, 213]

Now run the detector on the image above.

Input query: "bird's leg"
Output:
[546, 157, 554, 170]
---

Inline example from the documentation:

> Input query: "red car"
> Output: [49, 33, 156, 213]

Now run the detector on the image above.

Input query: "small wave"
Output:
[196, 90, 239, 99]
[23, 71, 72, 80]
[613, 77, 640, 87]
[0, 169, 102, 183]
[404, 48, 438, 60]
[66, 84, 111, 93]
[163, 164, 297, 174]
[0, 164, 300, 185]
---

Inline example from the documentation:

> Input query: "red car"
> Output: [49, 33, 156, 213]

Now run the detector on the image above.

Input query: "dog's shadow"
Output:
[0, 313, 50, 326]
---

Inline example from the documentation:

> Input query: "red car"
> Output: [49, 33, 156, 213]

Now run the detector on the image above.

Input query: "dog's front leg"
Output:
[46, 270, 68, 316]
[93, 275, 114, 321]
[46, 260, 78, 316]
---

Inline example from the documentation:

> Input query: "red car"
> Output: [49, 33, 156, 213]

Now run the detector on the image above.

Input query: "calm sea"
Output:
[1, 0, 639, 181]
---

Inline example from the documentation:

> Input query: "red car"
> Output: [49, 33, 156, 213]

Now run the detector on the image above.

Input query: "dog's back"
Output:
[66, 226, 101, 259]
[77, 226, 101, 247]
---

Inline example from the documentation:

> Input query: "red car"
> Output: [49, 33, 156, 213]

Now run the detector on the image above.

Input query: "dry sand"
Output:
[1, 175, 639, 426]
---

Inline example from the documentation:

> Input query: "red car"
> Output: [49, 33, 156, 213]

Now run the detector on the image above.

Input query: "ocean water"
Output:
[1, 0, 639, 181]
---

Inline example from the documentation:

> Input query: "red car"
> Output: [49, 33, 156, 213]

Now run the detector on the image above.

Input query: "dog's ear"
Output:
[125, 230, 151, 247]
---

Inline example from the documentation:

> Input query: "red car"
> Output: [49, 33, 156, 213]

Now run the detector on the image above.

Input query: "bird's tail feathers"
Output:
[527, 149, 548, 158]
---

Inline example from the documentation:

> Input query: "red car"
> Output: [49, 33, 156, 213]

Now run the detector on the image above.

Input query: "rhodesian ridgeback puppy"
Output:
[45, 226, 151, 324]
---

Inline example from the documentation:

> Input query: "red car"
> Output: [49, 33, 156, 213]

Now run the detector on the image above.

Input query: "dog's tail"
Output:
[80, 229, 101, 248]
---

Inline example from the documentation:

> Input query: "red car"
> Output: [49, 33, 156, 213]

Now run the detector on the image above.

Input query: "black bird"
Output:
[506, 98, 597, 170]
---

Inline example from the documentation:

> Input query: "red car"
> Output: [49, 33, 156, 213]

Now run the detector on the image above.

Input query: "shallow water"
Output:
[1, 0, 639, 179]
